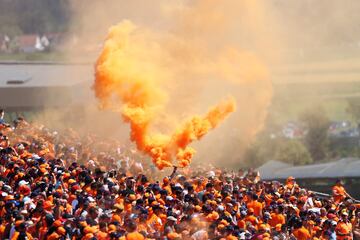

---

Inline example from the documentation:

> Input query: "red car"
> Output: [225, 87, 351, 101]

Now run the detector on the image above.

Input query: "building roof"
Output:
[0, 63, 92, 87]
[0, 63, 93, 109]
[257, 158, 360, 180]
[256, 160, 292, 179]
[16, 35, 38, 48]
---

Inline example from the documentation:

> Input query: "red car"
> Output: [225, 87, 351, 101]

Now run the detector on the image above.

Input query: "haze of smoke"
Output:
[26, 0, 360, 169]
[94, 21, 236, 169]
[93, 0, 272, 169]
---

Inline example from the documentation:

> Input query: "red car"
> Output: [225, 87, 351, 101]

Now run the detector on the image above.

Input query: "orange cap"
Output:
[275, 224, 282, 232]
[108, 224, 116, 232]
[53, 220, 62, 228]
[129, 194, 136, 201]
[84, 226, 97, 234]
[57, 227, 66, 235]
[167, 232, 181, 240]
[15, 220, 24, 227]
[259, 224, 267, 231]
[68, 179, 76, 184]
[218, 224, 225, 230]
[43, 201, 54, 210]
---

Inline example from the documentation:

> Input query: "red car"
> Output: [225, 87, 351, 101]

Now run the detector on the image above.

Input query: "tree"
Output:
[243, 131, 285, 168]
[0, 0, 71, 35]
[275, 140, 313, 165]
[243, 141, 268, 168]
[346, 98, 360, 129]
[300, 106, 330, 162]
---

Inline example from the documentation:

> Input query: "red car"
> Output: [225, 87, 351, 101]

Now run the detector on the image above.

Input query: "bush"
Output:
[300, 106, 330, 162]
[275, 140, 313, 165]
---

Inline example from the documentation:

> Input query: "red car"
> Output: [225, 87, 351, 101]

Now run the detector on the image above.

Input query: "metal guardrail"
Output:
[313, 191, 360, 203]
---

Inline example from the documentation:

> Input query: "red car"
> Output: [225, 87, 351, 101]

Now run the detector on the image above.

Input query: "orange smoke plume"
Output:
[94, 21, 236, 169]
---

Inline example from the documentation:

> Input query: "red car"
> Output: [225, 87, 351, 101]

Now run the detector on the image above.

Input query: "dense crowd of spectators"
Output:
[0, 109, 359, 240]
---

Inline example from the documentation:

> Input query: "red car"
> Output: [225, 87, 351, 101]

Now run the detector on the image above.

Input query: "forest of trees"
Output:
[0, 0, 71, 36]
[1, 0, 360, 47]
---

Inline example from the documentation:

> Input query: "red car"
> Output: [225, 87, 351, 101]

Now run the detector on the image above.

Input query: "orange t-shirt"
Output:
[97, 231, 109, 240]
[269, 213, 286, 227]
[146, 213, 162, 232]
[332, 185, 346, 203]
[247, 201, 263, 217]
[336, 221, 352, 235]
[137, 222, 149, 233]
[206, 211, 220, 222]
[11, 232, 34, 240]
[293, 227, 311, 240]
[112, 213, 122, 223]
[245, 215, 258, 226]
[226, 235, 238, 240]
[0, 223, 6, 239]
[125, 232, 145, 240]
[237, 219, 246, 229]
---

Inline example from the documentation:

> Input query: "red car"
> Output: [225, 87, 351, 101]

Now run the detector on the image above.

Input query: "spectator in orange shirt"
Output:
[292, 221, 311, 240]
[269, 205, 286, 228]
[336, 210, 353, 240]
[245, 208, 258, 227]
[97, 222, 109, 240]
[332, 179, 352, 204]
[120, 220, 145, 240]
[247, 193, 263, 218]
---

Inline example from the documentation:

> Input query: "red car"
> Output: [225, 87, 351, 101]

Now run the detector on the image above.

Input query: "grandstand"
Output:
[0, 62, 92, 120]
[258, 158, 360, 198]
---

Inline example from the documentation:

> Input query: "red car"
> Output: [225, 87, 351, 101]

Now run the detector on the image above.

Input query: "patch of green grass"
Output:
[0, 52, 66, 61]
[271, 82, 360, 124]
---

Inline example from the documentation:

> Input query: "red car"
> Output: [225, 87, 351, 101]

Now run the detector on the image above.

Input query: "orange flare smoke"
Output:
[94, 21, 236, 169]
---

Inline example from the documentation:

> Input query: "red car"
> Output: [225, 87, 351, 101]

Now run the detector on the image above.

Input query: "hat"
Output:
[167, 232, 181, 240]
[43, 201, 54, 210]
[166, 196, 174, 201]
[53, 220, 62, 227]
[57, 227, 66, 236]
[84, 226, 97, 234]
[18, 180, 29, 186]
[289, 196, 297, 201]
[128, 194, 136, 201]
[20, 210, 28, 215]
[275, 224, 282, 232]
[259, 224, 267, 231]
[218, 224, 225, 230]
[341, 209, 349, 216]
[167, 216, 177, 222]
[248, 208, 254, 213]
[108, 224, 116, 232]
[68, 179, 76, 184]
[264, 212, 272, 219]
[15, 220, 24, 227]
[4, 194, 14, 201]
[207, 171, 215, 178]
[113, 204, 124, 211]
[220, 219, 229, 226]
